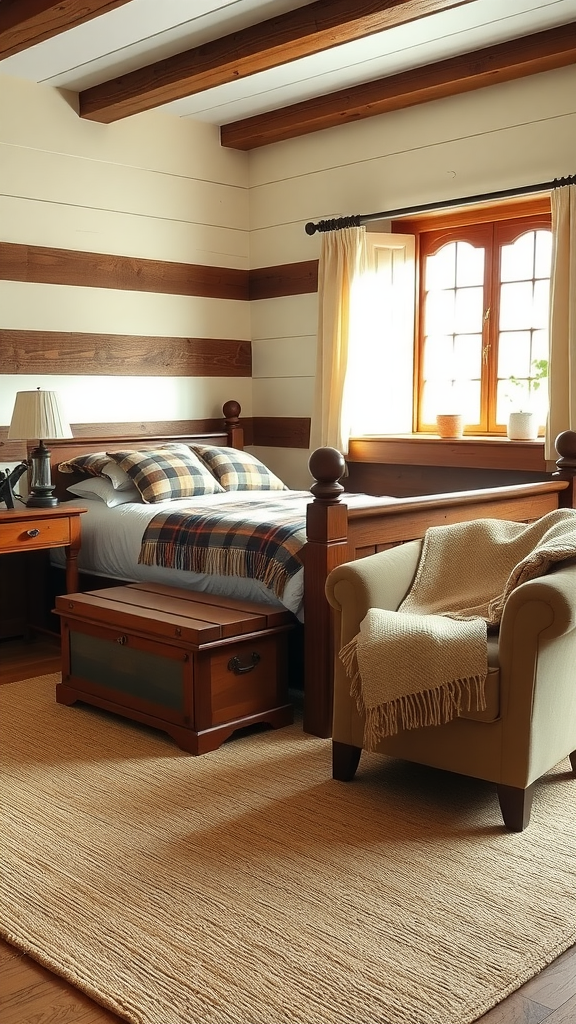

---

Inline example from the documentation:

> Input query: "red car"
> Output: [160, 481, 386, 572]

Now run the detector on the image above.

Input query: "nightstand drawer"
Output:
[0, 517, 71, 549]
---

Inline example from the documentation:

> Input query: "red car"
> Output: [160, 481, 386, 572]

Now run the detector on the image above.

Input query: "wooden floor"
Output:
[1, 637, 575, 1024]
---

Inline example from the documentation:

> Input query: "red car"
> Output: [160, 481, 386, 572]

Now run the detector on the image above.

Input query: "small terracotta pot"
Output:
[436, 414, 464, 439]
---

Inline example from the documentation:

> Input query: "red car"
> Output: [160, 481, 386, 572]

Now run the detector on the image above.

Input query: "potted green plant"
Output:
[506, 358, 548, 440]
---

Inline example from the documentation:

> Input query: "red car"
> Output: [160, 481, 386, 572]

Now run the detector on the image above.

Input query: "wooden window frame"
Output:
[392, 196, 552, 437]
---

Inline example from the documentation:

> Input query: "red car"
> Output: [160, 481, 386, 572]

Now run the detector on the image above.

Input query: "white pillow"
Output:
[67, 477, 142, 507]
[100, 460, 135, 490]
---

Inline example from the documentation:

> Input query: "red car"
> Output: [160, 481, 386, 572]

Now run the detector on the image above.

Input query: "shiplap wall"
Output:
[0, 75, 251, 442]
[2, 66, 576, 488]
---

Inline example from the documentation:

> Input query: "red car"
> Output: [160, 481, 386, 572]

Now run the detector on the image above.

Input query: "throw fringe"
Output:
[140, 540, 290, 598]
[339, 635, 486, 748]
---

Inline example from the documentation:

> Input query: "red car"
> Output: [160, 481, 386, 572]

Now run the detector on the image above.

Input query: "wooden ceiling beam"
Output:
[78, 0, 474, 123]
[0, 0, 133, 60]
[221, 22, 576, 150]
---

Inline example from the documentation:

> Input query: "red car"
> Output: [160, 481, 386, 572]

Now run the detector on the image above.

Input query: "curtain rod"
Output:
[304, 174, 576, 235]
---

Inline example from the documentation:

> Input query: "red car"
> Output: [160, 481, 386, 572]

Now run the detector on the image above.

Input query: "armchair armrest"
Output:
[326, 540, 422, 645]
[500, 559, 576, 642]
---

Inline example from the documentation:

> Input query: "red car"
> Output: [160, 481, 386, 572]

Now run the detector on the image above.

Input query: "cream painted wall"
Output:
[248, 64, 576, 485]
[0, 74, 251, 438]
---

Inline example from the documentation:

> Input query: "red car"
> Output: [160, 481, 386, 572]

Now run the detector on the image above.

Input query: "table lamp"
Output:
[7, 388, 73, 507]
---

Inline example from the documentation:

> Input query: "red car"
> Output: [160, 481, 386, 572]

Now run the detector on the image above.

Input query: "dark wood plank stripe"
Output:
[0, 243, 249, 300]
[0, 331, 251, 377]
[252, 416, 310, 449]
[0, 434, 27, 462]
[249, 261, 318, 300]
[0, 243, 318, 300]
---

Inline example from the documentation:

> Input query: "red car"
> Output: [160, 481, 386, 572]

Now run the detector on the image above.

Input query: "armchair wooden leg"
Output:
[497, 782, 535, 832]
[332, 741, 362, 781]
[569, 751, 576, 774]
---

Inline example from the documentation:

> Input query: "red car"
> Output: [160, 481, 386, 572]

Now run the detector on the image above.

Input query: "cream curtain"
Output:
[545, 183, 576, 461]
[310, 226, 367, 453]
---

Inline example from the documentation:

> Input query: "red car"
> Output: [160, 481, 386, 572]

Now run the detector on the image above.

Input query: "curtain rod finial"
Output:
[305, 221, 317, 235]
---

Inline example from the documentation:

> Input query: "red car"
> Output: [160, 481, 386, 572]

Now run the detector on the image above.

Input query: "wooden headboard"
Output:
[40, 400, 244, 502]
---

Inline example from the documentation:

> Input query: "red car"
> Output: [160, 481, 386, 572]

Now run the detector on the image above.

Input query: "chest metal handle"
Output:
[227, 652, 260, 675]
[116, 635, 128, 645]
[26, 528, 40, 538]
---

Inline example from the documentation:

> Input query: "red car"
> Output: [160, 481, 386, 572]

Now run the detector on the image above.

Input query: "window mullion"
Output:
[485, 225, 501, 433]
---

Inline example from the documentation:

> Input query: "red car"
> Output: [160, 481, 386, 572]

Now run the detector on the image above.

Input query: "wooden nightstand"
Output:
[0, 505, 86, 638]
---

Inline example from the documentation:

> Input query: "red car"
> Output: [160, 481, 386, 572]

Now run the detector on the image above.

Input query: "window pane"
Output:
[454, 286, 483, 333]
[456, 379, 481, 423]
[499, 281, 535, 330]
[425, 243, 456, 289]
[423, 335, 454, 378]
[497, 379, 519, 423]
[456, 242, 484, 286]
[497, 331, 532, 378]
[421, 376, 480, 423]
[535, 230, 552, 277]
[501, 231, 535, 282]
[533, 278, 550, 328]
[532, 328, 548, 362]
[454, 334, 482, 379]
[425, 289, 455, 334]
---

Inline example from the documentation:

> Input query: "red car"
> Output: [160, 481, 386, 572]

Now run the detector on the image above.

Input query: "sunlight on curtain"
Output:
[345, 233, 415, 437]
[310, 226, 367, 453]
[546, 183, 576, 461]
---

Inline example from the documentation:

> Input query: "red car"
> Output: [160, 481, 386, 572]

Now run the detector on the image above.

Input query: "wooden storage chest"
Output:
[55, 582, 296, 754]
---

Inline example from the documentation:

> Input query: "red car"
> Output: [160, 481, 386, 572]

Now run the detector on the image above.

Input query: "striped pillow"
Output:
[106, 445, 224, 503]
[191, 444, 288, 492]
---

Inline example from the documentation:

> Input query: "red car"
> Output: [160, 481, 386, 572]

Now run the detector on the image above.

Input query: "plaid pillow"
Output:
[58, 452, 110, 477]
[106, 445, 224, 503]
[57, 452, 135, 491]
[191, 444, 288, 492]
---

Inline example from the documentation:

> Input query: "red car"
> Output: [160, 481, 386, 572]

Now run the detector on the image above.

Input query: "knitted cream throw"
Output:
[340, 508, 576, 748]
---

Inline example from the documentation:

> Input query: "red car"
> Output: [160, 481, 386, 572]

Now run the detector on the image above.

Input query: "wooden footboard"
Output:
[303, 430, 576, 738]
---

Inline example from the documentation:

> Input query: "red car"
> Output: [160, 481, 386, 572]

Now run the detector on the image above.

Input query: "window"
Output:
[414, 207, 552, 434]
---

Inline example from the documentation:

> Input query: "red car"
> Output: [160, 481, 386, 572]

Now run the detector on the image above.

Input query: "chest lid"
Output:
[55, 582, 294, 646]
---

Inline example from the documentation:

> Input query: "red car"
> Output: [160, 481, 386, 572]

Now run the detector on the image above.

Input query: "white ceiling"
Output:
[1, 0, 575, 129]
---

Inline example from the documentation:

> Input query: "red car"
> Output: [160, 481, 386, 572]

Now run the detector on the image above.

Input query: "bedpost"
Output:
[304, 447, 350, 738]
[553, 430, 576, 509]
[223, 400, 243, 450]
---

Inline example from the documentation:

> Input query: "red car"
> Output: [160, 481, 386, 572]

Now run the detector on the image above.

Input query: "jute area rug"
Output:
[1, 676, 575, 1024]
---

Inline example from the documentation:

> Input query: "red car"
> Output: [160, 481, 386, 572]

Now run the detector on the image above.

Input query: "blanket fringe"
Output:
[139, 540, 290, 598]
[339, 636, 486, 749]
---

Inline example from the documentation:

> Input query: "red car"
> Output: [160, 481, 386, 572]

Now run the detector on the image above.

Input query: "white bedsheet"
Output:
[52, 492, 307, 619]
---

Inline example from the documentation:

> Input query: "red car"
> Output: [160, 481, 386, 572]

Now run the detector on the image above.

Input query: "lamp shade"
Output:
[7, 390, 72, 441]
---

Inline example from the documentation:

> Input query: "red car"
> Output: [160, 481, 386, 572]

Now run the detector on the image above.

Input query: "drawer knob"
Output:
[116, 635, 128, 645]
[26, 528, 40, 538]
[228, 652, 260, 675]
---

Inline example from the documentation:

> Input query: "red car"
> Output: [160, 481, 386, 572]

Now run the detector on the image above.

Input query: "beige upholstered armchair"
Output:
[325, 540, 576, 831]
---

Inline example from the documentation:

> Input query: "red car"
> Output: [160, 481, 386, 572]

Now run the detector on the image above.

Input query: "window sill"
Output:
[347, 435, 547, 473]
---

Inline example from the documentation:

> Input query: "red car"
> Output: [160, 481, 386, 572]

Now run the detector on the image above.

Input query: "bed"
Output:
[44, 401, 576, 739]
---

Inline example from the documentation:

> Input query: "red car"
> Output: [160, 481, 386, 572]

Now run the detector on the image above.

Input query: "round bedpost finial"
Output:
[555, 430, 576, 469]
[309, 447, 346, 502]
[223, 400, 241, 425]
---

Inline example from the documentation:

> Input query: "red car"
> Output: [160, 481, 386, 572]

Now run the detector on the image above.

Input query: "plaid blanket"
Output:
[138, 494, 310, 598]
